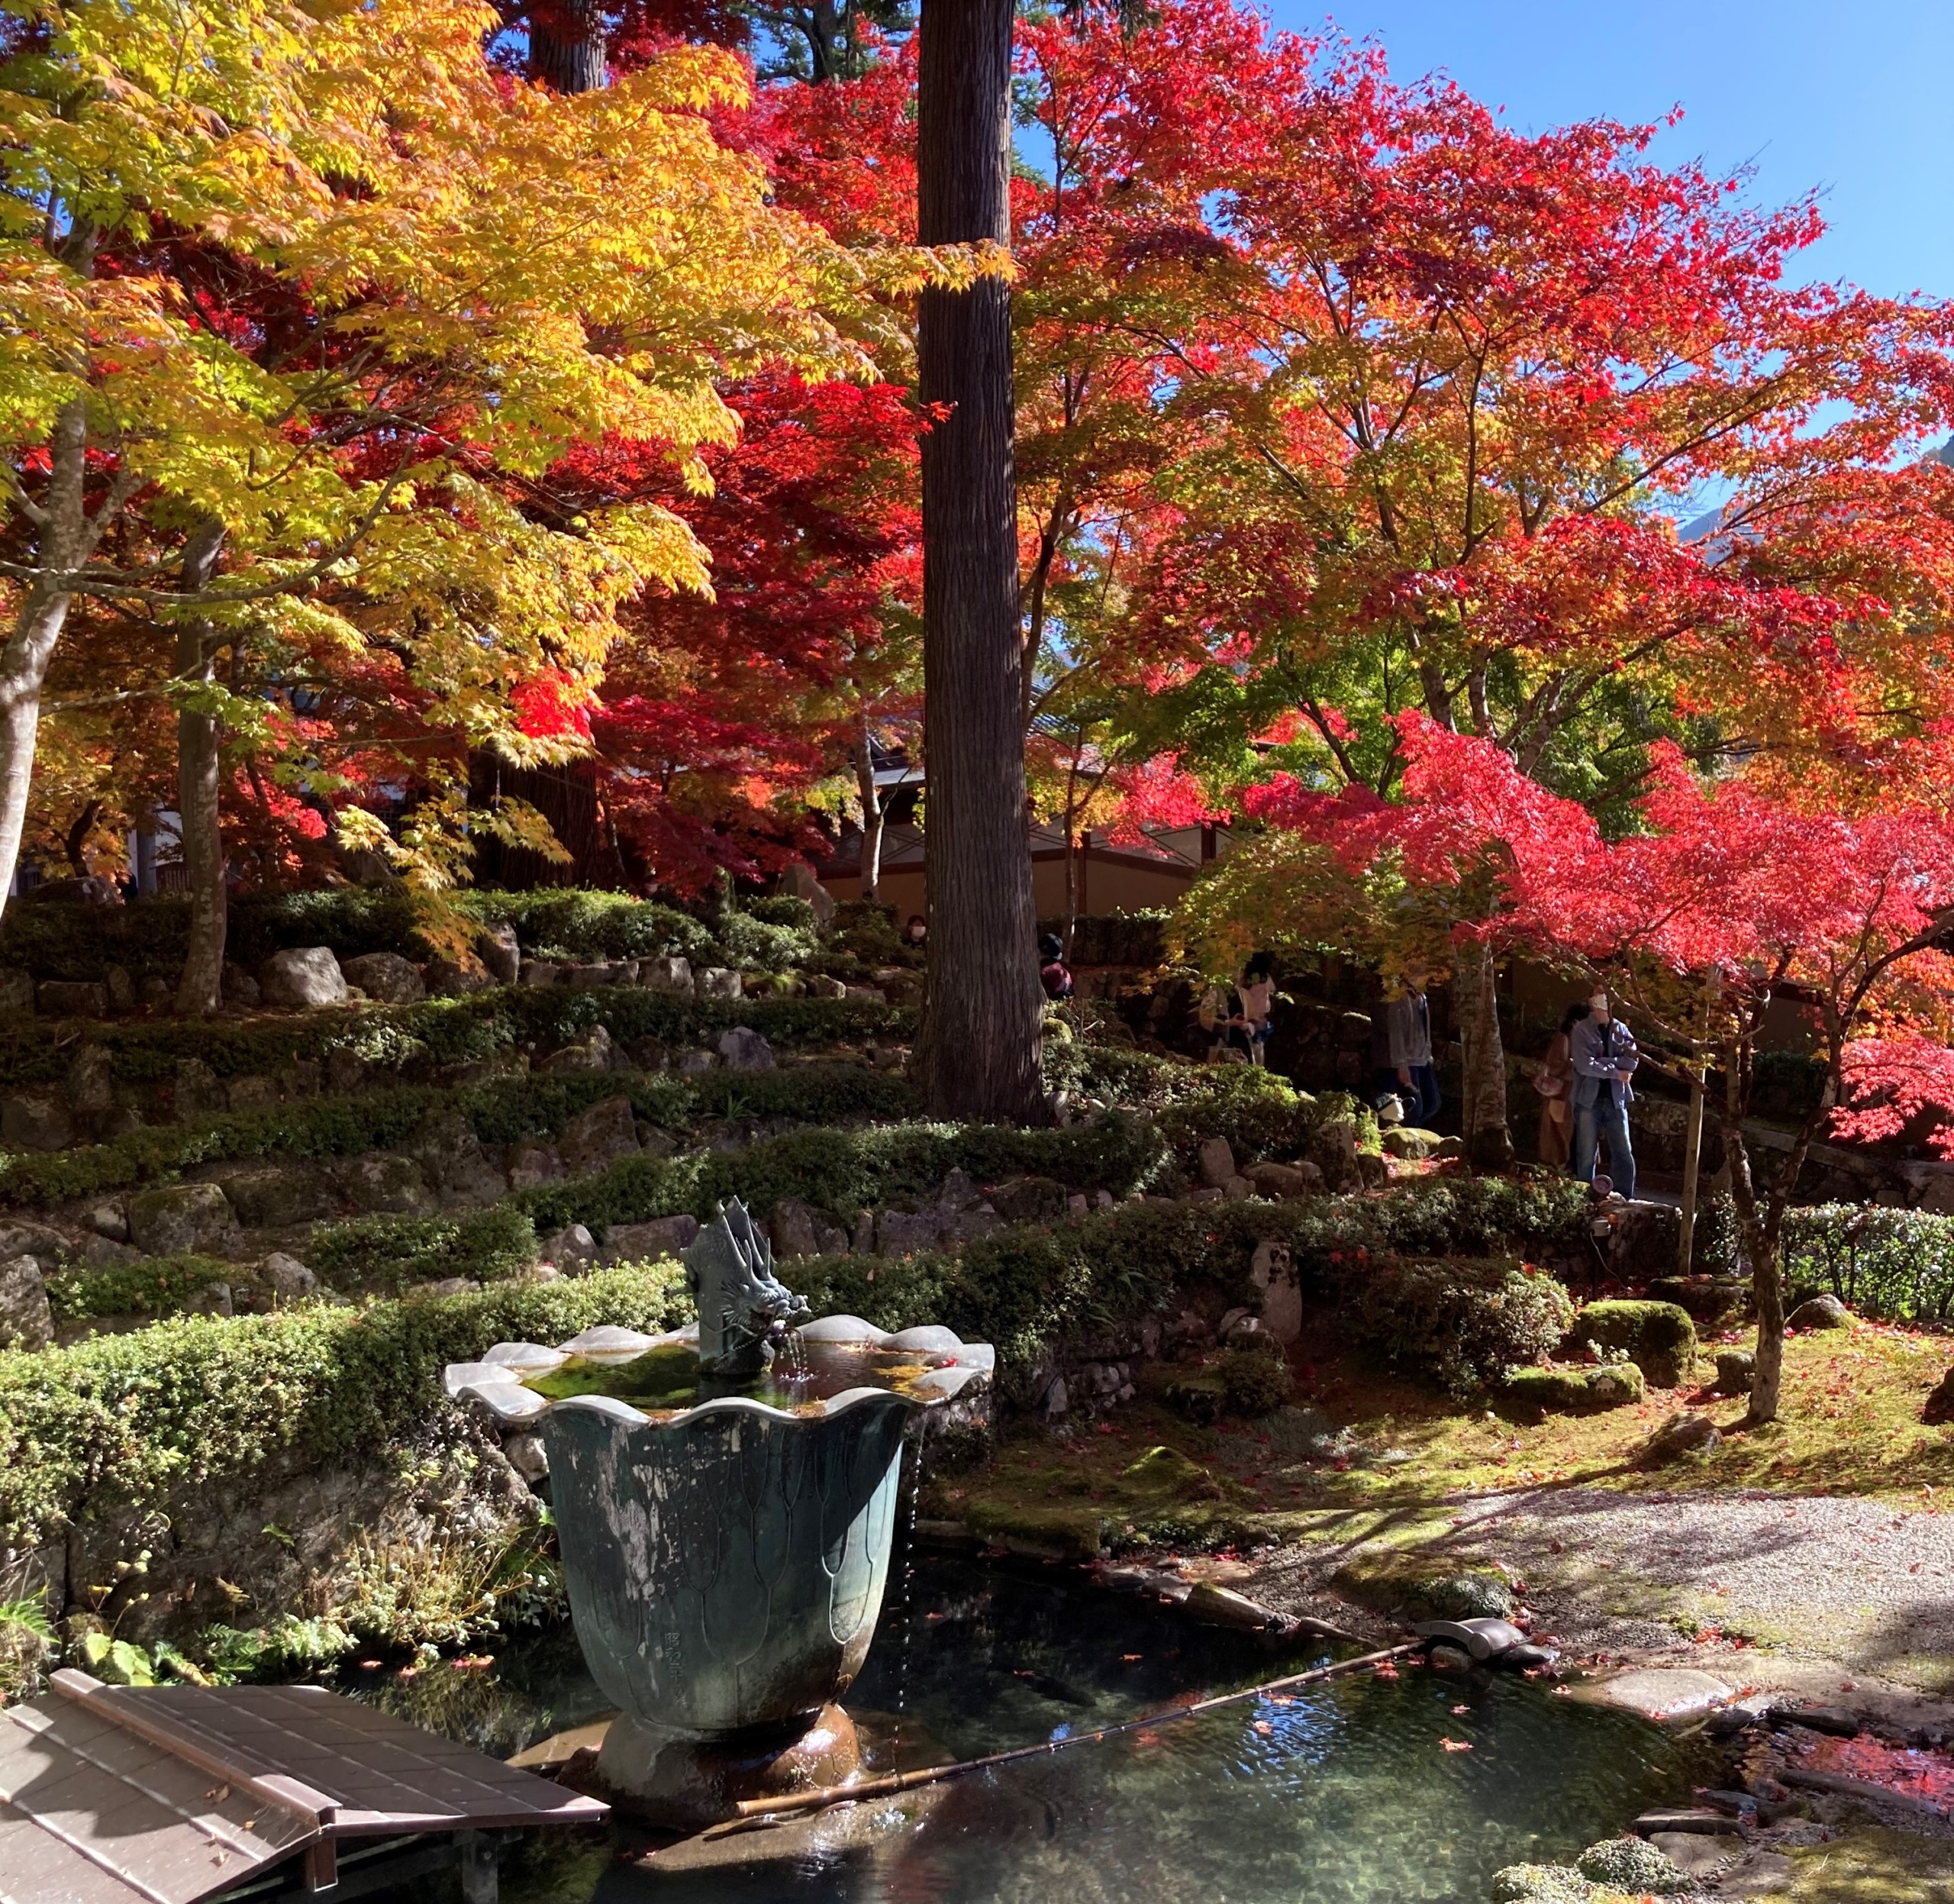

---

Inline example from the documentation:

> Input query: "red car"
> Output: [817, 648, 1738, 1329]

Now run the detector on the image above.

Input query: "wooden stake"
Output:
[720, 1641, 1419, 1828]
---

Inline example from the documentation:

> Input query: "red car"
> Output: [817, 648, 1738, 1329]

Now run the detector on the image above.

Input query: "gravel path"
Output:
[1249, 1486, 1954, 1687]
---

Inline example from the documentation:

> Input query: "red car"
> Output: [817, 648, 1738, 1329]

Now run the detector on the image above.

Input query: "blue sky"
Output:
[1263, 0, 1953, 301]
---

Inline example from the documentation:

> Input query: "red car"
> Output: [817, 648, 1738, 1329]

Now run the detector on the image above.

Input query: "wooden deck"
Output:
[0, 1668, 606, 1903]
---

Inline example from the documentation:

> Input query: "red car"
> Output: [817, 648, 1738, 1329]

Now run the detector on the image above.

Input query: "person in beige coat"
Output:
[1534, 1001, 1589, 1168]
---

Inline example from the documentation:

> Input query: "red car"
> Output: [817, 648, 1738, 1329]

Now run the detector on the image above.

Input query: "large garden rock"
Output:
[875, 1207, 946, 1254]
[104, 965, 136, 1010]
[600, 1215, 699, 1263]
[202, 1163, 337, 1229]
[473, 923, 522, 986]
[506, 1138, 566, 1192]
[37, 979, 106, 1018]
[518, 960, 561, 989]
[804, 973, 847, 1000]
[557, 1095, 642, 1176]
[258, 947, 347, 1010]
[173, 1057, 227, 1120]
[340, 951, 425, 1005]
[0, 968, 34, 1015]
[221, 963, 260, 1008]
[540, 1224, 598, 1272]
[426, 956, 493, 997]
[127, 1182, 240, 1256]
[696, 966, 743, 1000]
[1788, 1292, 1852, 1331]
[0, 1222, 73, 1272]
[258, 1252, 318, 1302]
[563, 961, 636, 991]
[1243, 1160, 1320, 1199]
[1307, 1114, 1365, 1193]
[1198, 1135, 1237, 1188]
[2, 1093, 73, 1151]
[769, 1196, 849, 1259]
[226, 1075, 280, 1112]
[0, 1256, 53, 1351]
[778, 861, 837, 928]
[409, 1108, 508, 1205]
[1602, 1199, 1683, 1281]
[1714, 1348, 1756, 1397]
[335, 1152, 437, 1214]
[1502, 1362, 1645, 1419]
[640, 955, 693, 996]
[990, 1176, 1068, 1224]
[718, 1026, 775, 1072]
[1638, 1410, 1722, 1467]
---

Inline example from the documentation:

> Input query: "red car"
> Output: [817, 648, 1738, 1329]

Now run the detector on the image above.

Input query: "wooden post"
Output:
[458, 1829, 498, 1904]
[1677, 1063, 1705, 1276]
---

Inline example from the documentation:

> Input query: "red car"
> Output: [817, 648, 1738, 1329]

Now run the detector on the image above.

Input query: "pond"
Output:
[347, 1553, 1710, 1904]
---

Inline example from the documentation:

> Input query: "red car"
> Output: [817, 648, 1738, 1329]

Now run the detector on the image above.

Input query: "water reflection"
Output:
[350, 1555, 1706, 1904]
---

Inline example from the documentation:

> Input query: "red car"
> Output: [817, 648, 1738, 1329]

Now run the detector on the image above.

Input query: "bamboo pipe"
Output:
[722, 1640, 1420, 1828]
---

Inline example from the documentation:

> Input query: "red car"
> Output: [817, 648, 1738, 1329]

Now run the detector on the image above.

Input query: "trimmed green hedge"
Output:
[0, 1061, 918, 1210]
[0, 986, 911, 1089]
[47, 1253, 237, 1321]
[306, 1206, 541, 1295]
[1783, 1203, 1954, 1322]
[0, 1263, 690, 1553]
[518, 1114, 1170, 1241]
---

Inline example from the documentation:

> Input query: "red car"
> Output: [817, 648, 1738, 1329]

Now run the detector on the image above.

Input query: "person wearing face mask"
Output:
[905, 915, 927, 948]
[1570, 988, 1639, 1198]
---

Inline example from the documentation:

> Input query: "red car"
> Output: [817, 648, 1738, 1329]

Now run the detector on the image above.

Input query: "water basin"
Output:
[346, 1554, 1710, 1904]
[521, 1339, 954, 1418]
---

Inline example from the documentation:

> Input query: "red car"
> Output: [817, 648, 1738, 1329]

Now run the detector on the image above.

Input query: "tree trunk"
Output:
[1454, 936, 1513, 1167]
[856, 710, 885, 902]
[914, 0, 1044, 1124]
[0, 399, 91, 922]
[175, 520, 228, 1017]
[529, 0, 605, 92]
[1725, 1121, 1785, 1424]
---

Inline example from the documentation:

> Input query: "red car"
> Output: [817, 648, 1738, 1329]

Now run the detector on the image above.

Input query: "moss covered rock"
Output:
[1565, 1299, 1698, 1388]
[1501, 1361, 1646, 1418]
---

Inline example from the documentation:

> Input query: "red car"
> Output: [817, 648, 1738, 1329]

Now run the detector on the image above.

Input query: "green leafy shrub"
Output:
[1783, 1203, 1954, 1322]
[1155, 1067, 1317, 1167]
[714, 908, 818, 972]
[1575, 1837, 1695, 1895]
[306, 1206, 539, 1293]
[1220, 1345, 1294, 1416]
[453, 890, 717, 965]
[0, 1263, 690, 1555]
[1347, 1255, 1576, 1395]
[47, 1253, 238, 1321]
[1565, 1299, 1697, 1388]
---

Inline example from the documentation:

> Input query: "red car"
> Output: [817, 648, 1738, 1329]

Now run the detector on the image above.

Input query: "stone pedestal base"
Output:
[595, 1704, 862, 1830]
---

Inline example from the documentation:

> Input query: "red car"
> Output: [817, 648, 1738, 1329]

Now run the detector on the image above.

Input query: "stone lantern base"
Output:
[595, 1705, 863, 1830]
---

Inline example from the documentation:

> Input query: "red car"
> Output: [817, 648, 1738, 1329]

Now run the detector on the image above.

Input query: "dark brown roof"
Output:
[0, 1669, 606, 1904]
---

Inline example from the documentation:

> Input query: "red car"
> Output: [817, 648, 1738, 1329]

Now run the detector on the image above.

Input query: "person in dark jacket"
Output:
[1570, 988, 1639, 1197]
[1038, 932, 1073, 1001]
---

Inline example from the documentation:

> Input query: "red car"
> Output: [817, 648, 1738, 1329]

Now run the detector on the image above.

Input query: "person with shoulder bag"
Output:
[1569, 989, 1639, 1197]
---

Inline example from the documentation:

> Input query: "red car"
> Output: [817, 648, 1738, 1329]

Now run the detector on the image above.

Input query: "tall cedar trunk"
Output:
[0, 399, 89, 922]
[175, 521, 228, 1015]
[855, 712, 885, 901]
[529, 0, 605, 91]
[914, 0, 1045, 1122]
[1454, 937, 1514, 1167]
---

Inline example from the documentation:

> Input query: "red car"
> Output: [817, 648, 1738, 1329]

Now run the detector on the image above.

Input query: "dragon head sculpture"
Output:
[682, 1198, 812, 1380]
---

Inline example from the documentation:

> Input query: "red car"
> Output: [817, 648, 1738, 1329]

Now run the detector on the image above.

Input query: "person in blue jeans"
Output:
[1380, 961, 1442, 1128]
[1570, 988, 1639, 1198]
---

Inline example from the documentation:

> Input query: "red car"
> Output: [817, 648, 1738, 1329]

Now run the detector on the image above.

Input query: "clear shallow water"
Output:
[347, 1556, 1707, 1904]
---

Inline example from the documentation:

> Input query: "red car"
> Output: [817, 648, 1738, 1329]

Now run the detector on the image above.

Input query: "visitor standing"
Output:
[1533, 1001, 1588, 1168]
[1232, 951, 1277, 1067]
[1570, 989, 1639, 1198]
[1038, 932, 1074, 1001]
[1378, 961, 1441, 1128]
[905, 915, 927, 947]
